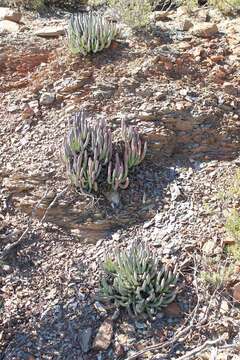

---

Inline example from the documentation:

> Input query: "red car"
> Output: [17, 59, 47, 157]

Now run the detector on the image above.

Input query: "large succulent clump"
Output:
[68, 11, 118, 55]
[101, 244, 178, 318]
[62, 110, 147, 193]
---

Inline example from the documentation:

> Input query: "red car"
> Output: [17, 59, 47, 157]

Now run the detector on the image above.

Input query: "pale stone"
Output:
[0, 20, 19, 33]
[220, 300, 229, 314]
[93, 319, 113, 351]
[202, 240, 216, 255]
[40, 92, 55, 106]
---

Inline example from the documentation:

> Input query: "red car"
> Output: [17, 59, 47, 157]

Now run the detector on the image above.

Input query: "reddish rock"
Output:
[233, 283, 240, 302]
[164, 302, 181, 316]
[222, 237, 236, 246]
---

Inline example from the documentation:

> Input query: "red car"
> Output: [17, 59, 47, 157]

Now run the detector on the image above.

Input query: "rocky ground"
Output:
[0, 4, 240, 360]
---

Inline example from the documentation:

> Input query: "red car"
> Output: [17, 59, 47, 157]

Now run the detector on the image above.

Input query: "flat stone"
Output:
[222, 236, 236, 246]
[93, 319, 113, 351]
[0, 20, 19, 33]
[79, 327, 92, 353]
[191, 23, 218, 38]
[0, 7, 21, 23]
[34, 26, 66, 37]
[55, 78, 87, 94]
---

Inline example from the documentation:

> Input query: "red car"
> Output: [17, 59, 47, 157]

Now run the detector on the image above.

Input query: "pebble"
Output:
[40, 92, 55, 106]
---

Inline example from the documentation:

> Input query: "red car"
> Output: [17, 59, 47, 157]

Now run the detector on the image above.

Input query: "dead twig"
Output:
[176, 337, 225, 360]
[0, 186, 68, 261]
[39, 186, 68, 224]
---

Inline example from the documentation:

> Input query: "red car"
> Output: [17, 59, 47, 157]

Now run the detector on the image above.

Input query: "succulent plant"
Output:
[64, 111, 91, 155]
[91, 119, 112, 165]
[121, 119, 147, 169]
[107, 153, 129, 191]
[73, 150, 101, 192]
[101, 243, 178, 318]
[68, 11, 118, 55]
[62, 110, 147, 194]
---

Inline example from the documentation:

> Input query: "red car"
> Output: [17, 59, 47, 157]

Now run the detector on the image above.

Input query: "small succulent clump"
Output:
[62, 110, 147, 193]
[101, 244, 178, 318]
[68, 12, 118, 55]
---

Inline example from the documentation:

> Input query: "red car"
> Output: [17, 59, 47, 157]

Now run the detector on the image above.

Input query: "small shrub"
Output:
[228, 169, 240, 198]
[68, 12, 118, 55]
[225, 243, 240, 262]
[100, 243, 178, 318]
[176, 0, 240, 13]
[225, 209, 240, 241]
[208, 0, 240, 13]
[199, 265, 235, 288]
[30, 0, 45, 9]
[88, 0, 158, 28]
[109, 0, 153, 28]
[62, 110, 147, 193]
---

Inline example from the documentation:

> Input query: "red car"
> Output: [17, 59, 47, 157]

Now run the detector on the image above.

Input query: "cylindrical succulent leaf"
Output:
[100, 243, 178, 319]
[68, 11, 118, 56]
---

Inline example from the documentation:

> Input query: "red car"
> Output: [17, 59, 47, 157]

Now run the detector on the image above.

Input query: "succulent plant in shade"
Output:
[68, 11, 118, 55]
[101, 243, 178, 318]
